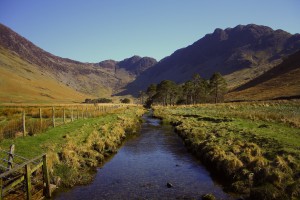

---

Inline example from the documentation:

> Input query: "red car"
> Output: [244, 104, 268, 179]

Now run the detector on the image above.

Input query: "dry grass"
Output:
[226, 67, 300, 101]
[153, 102, 300, 200]
[0, 106, 145, 188]
[0, 104, 131, 140]
[0, 47, 94, 104]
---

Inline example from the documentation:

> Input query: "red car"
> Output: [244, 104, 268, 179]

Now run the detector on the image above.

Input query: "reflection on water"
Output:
[55, 113, 233, 200]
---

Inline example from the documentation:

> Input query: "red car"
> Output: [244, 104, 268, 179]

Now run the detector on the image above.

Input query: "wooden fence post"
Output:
[63, 108, 66, 124]
[71, 107, 74, 122]
[77, 107, 79, 120]
[52, 107, 55, 128]
[81, 107, 84, 119]
[23, 110, 26, 137]
[42, 155, 51, 198]
[7, 144, 15, 170]
[25, 164, 32, 200]
[39, 108, 42, 128]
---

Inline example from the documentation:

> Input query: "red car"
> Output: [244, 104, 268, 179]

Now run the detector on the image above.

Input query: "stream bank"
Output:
[54, 112, 234, 199]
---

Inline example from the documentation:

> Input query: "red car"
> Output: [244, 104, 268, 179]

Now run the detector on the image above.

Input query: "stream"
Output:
[55, 113, 234, 200]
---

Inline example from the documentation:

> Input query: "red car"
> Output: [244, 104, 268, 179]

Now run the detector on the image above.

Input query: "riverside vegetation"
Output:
[0, 104, 123, 140]
[153, 101, 300, 200]
[0, 105, 145, 190]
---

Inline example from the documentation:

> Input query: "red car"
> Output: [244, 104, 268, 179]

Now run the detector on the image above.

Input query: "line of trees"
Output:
[84, 98, 113, 104]
[140, 72, 227, 107]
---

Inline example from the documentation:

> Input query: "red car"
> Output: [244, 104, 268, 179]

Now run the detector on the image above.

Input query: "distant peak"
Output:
[120, 55, 142, 63]
[233, 24, 274, 33]
[130, 55, 142, 59]
[211, 28, 228, 40]
[213, 28, 224, 33]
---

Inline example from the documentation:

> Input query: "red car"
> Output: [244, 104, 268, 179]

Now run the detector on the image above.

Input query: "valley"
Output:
[0, 21, 300, 200]
[1, 23, 300, 103]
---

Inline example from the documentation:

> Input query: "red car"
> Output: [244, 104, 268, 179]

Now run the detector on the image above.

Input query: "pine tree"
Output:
[156, 80, 178, 106]
[209, 72, 227, 103]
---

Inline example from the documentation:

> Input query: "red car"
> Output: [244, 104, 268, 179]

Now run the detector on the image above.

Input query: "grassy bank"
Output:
[0, 104, 124, 140]
[0, 106, 145, 188]
[153, 101, 300, 200]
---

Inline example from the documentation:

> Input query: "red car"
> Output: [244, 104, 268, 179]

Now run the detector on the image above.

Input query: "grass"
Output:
[0, 104, 128, 140]
[226, 53, 300, 101]
[0, 46, 94, 104]
[0, 106, 145, 188]
[153, 101, 300, 200]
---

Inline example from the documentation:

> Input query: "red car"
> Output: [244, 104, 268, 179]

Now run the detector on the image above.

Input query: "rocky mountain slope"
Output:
[95, 56, 157, 75]
[226, 50, 300, 101]
[1, 23, 299, 102]
[0, 23, 156, 102]
[0, 45, 91, 103]
[121, 24, 300, 96]
[94, 56, 157, 89]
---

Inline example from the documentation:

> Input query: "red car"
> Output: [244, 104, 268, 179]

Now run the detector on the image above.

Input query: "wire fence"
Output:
[0, 104, 124, 141]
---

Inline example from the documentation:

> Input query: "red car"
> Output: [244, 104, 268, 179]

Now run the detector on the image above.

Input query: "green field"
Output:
[0, 105, 145, 187]
[153, 100, 300, 200]
[1, 101, 299, 199]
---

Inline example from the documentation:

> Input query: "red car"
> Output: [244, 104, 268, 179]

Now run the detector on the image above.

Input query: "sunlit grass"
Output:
[0, 106, 145, 187]
[153, 101, 300, 199]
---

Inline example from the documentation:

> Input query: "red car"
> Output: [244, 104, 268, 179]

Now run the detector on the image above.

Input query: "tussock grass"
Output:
[153, 101, 300, 200]
[0, 106, 145, 188]
[0, 104, 128, 140]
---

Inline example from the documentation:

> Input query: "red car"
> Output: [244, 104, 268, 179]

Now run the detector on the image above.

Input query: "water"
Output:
[55, 113, 233, 200]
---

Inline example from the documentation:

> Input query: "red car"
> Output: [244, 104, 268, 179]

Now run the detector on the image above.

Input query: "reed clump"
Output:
[153, 102, 300, 200]
[52, 107, 145, 187]
[0, 105, 145, 189]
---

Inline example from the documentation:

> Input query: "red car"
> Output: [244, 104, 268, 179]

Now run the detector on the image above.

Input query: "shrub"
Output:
[120, 98, 131, 104]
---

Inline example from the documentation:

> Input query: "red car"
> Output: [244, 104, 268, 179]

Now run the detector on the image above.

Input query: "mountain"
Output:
[226, 50, 300, 101]
[120, 24, 300, 96]
[1, 23, 299, 103]
[0, 23, 156, 103]
[118, 56, 157, 75]
[0, 45, 92, 103]
[95, 55, 157, 79]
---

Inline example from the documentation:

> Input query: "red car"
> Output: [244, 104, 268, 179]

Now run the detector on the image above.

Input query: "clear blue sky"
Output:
[0, 0, 299, 62]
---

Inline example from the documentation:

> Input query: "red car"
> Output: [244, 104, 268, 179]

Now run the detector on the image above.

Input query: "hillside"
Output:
[1, 23, 300, 102]
[0, 46, 92, 103]
[226, 50, 300, 101]
[94, 56, 157, 86]
[120, 24, 300, 96]
[94, 56, 157, 75]
[0, 24, 156, 103]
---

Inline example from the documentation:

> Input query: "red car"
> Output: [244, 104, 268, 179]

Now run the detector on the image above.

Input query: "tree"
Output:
[146, 84, 157, 100]
[138, 91, 146, 105]
[84, 98, 112, 103]
[209, 72, 227, 103]
[143, 84, 157, 107]
[191, 74, 209, 104]
[181, 74, 209, 104]
[120, 98, 131, 104]
[156, 80, 178, 106]
[182, 81, 194, 104]
[84, 99, 92, 103]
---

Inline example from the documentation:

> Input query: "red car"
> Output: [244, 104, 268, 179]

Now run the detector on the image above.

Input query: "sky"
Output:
[0, 0, 300, 62]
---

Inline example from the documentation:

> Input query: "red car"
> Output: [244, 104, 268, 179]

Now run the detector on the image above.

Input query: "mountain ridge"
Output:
[96, 55, 157, 76]
[226, 50, 300, 100]
[120, 24, 300, 96]
[0, 23, 157, 102]
[1, 23, 300, 102]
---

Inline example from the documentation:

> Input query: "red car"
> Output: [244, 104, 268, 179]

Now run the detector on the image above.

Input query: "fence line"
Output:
[0, 104, 127, 140]
[0, 146, 51, 200]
